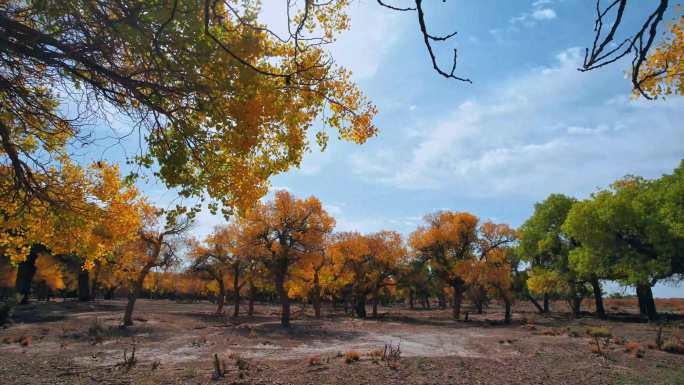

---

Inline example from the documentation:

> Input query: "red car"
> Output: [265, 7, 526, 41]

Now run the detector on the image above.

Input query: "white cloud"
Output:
[349, 48, 684, 199]
[532, 8, 557, 20]
[508, 1, 558, 28]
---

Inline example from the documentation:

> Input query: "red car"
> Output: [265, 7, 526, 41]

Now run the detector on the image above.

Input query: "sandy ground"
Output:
[1, 299, 683, 385]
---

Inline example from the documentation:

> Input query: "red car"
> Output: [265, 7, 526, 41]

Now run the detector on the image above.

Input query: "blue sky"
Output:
[84, 1, 684, 297]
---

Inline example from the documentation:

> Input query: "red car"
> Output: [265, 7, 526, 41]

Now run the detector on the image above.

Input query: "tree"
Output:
[243, 191, 334, 327]
[563, 173, 683, 321]
[119, 206, 191, 326]
[189, 223, 252, 316]
[1, 161, 142, 303]
[637, 14, 684, 98]
[518, 194, 593, 316]
[0, 0, 376, 214]
[328, 231, 404, 318]
[409, 211, 478, 320]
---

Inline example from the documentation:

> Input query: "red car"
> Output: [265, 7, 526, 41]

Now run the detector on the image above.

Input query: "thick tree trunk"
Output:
[123, 265, 152, 326]
[123, 292, 137, 326]
[372, 286, 379, 318]
[15, 246, 43, 304]
[216, 279, 225, 314]
[452, 283, 463, 320]
[636, 284, 657, 321]
[543, 293, 550, 313]
[354, 293, 366, 318]
[475, 286, 485, 314]
[90, 266, 100, 300]
[78, 270, 90, 302]
[438, 292, 446, 309]
[504, 298, 512, 324]
[104, 287, 116, 300]
[526, 294, 545, 314]
[275, 274, 290, 327]
[590, 278, 606, 319]
[232, 272, 240, 317]
[312, 271, 322, 318]
[247, 282, 256, 316]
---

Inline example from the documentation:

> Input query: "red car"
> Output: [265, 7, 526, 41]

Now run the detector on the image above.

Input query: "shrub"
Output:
[19, 335, 32, 347]
[624, 342, 645, 358]
[587, 327, 612, 355]
[88, 318, 107, 344]
[308, 356, 322, 366]
[662, 339, 684, 355]
[344, 351, 360, 363]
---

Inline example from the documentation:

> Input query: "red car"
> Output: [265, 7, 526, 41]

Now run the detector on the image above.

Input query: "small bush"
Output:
[586, 327, 611, 339]
[624, 342, 645, 358]
[662, 339, 684, 354]
[344, 351, 360, 364]
[308, 356, 322, 366]
[88, 318, 107, 344]
[587, 327, 612, 355]
[19, 335, 32, 347]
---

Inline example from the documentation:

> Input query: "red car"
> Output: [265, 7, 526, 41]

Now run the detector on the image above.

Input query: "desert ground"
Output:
[1, 299, 683, 385]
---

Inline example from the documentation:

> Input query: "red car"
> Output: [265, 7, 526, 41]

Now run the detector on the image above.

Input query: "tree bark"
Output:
[216, 278, 225, 314]
[526, 294, 545, 314]
[438, 292, 446, 309]
[232, 271, 240, 318]
[636, 283, 657, 321]
[371, 286, 379, 318]
[354, 293, 366, 319]
[247, 281, 256, 316]
[123, 265, 152, 326]
[90, 266, 100, 300]
[543, 293, 550, 313]
[590, 278, 606, 319]
[312, 270, 322, 318]
[504, 298, 512, 324]
[452, 283, 463, 320]
[275, 274, 290, 327]
[424, 294, 431, 310]
[15, 245, 43, 304]
[78, 270, 90, 302]
[408, 289, 414, 310]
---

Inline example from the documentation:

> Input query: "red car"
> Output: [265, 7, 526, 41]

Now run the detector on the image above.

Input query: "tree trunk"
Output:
[78, 270, 90, 302]
[526, 294, 545, 314]
[504, 298, 512, 324]
[216, 279, 225, 314]
[354, 293, 366, 319]
[372, 286, 379, 318]
[247, 281, 256, 316]
[123, 265, 152, 326]
[438, 292, 446, 309]
[104, 287, 116, 300]
[452, 283, 463, 320]
[543, 293, 550, 313]
[590, 278, 606, 319]
[275, 274, 290, 327]
[15, 245, 43, 304]
[424, 294, 431, 310]
[408, 289, 414, 310]
[636, 283, 657, 321]
[475, 286, 485, 314]
[232, 271, 240, 318]
[90, 266, 100, 300]
[312, 270, 322, 318]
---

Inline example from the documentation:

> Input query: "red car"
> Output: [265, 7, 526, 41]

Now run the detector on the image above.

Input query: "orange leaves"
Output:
[638, 15, 684, 97]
